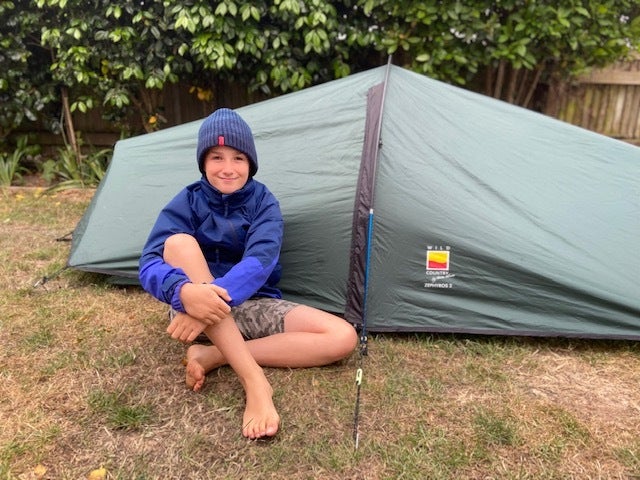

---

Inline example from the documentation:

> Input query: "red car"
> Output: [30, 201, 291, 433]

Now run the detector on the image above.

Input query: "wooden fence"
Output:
[544, 55, 640, 146]
[29, 80, 267, 153]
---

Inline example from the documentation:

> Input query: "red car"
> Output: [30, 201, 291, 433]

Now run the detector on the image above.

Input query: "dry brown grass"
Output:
[1, 187, 639, 479]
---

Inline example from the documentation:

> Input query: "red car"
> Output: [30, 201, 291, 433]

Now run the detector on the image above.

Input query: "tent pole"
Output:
[357, 55, 392, 355]
[353, 56, 393, 449]
[359, 208, 375, 355]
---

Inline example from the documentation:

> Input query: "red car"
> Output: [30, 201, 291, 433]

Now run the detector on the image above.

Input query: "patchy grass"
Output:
[1, 187, 640, 479]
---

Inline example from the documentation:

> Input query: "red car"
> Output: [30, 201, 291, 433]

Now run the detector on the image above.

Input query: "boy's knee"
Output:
[164, 233, 198, 258]
[165, 233, 197, 248]
[345, 324, 359, 352]
[331, 322, 358, 360]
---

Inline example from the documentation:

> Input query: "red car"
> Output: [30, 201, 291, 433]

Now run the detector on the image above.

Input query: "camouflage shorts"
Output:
[170, 297, 299, 340]
[232, 297, 299, 339]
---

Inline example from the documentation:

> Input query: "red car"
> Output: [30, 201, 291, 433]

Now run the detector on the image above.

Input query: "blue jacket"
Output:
[138, 177, 283, 311]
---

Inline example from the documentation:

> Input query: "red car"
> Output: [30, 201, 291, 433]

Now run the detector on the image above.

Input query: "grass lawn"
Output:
[1, 187, 639, 479]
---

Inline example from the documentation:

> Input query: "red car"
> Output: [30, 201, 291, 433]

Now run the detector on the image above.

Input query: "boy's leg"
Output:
[186, 304, 358, 370]
[167, 233, 357, 369]
[163, 233, 279, 439]
[163, 233, 214, 283]
[200, 316, 280, 439]
[257, 305, 358, 367]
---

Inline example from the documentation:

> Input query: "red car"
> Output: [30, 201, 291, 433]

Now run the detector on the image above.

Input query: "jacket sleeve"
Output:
[138, 189, 194, 312]
[213, 192, 283, 306]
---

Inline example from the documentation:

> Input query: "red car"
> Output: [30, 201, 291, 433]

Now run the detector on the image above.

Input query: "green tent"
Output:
[68, 65, 640, 339]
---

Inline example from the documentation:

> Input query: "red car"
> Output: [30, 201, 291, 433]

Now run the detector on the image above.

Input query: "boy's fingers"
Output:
[210, 284, 232, 303]
[166, 320, 177, 335]
[204, 314, 222, 326]
[166, 314, 200, 342]
[170, 325, 183, 340]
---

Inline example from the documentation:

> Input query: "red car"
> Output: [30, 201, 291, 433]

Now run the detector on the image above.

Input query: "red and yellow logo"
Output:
[426, 250, 450, 270]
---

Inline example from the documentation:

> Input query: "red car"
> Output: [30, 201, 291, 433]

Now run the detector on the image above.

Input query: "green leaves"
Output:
[358, 0, 638, 91]
[1, 0, 638, 145]
[240, 4, 261, 22]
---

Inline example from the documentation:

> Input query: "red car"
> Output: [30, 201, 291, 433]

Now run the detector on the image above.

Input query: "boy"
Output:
[139, 108, 358, 440]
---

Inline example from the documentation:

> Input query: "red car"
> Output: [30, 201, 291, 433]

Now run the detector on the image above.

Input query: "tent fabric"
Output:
[68, 65, 640, 339]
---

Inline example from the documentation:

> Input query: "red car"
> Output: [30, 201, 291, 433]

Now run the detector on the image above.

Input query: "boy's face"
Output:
[203, 145, 250, 194]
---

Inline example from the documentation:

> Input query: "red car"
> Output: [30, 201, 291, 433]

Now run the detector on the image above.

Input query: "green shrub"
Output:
[44, 137, 111, 191]
[0, 136, 39, 187]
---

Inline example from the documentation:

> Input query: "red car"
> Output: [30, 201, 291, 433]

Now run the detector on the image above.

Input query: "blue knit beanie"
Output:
[196, 108, 258, 177]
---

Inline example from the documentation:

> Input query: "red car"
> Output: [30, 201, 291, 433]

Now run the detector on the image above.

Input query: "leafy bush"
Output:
[0, 136, 39, 187]
[43, 138, 111, 191]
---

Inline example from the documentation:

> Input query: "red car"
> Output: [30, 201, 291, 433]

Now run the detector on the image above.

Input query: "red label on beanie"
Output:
[218, 135, 225, 146]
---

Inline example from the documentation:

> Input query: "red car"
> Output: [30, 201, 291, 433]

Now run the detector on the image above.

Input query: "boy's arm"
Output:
[212, 195, 283, 306]
[213, 256, 280, 307]
[138, 258, 191, 311]
[138, 191, 194, 312]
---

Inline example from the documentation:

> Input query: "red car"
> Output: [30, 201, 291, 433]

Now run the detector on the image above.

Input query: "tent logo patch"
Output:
[426, 250, 449, 270]
[425, 246, 454, 289]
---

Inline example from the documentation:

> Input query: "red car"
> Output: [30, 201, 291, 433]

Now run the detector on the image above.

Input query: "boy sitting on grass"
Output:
[138, 108, 358, 440]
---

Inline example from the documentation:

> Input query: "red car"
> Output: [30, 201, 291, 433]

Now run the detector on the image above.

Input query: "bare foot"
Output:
[185, 344, 212, 391]
[242, 376, 280, 440]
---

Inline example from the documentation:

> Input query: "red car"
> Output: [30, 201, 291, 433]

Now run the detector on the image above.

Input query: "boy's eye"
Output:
[206, 151, 247, 162]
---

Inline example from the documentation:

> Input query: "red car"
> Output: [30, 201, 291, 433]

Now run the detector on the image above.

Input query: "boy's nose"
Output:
[221, 159, 235, 172]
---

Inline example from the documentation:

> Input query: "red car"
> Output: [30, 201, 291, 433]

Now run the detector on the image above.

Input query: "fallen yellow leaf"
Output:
[87, 466, 107, 480]
[33, 464, 47, 478]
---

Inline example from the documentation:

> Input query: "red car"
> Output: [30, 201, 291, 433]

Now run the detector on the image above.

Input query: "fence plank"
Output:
[545, 55, 640, 145]
[578, 70, 640, 85]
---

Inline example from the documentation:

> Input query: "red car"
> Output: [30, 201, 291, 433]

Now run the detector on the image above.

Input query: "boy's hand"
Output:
[167, 312, 207, 343]
[180, 282, 232, 325]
